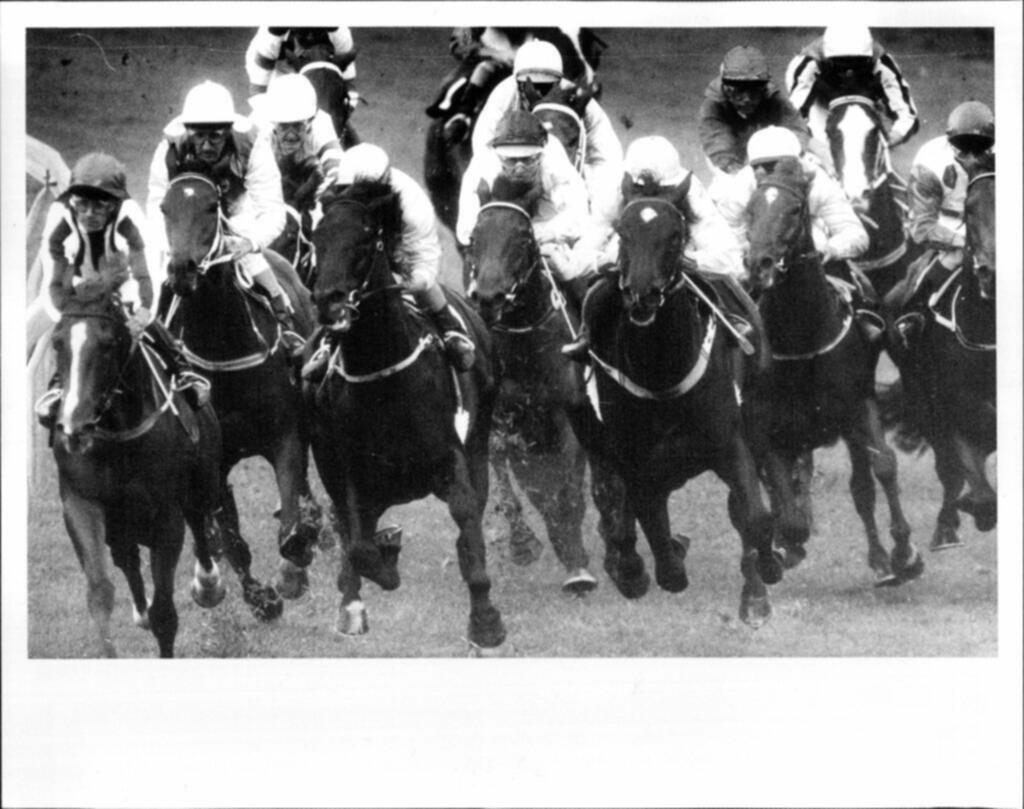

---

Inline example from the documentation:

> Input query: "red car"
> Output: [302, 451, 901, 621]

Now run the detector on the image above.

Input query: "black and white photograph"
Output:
[3, 2, 1021, 807]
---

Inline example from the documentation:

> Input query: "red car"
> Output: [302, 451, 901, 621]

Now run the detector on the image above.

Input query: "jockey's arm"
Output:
[875, 52, 919, 146]
[43, 204, 74, 316]
[118, 201, 155, 314]
[470, 77, 517, 155]
[246, 27, 285, 95]
[311, 111, 343, 171]
[234, 136, 287, 250]
[684, 174, 746, 278]
[697, 97, 745, 174]
[786, 53, 819, 118]
[455, 156, 488, 247]
[907, 162, 965, 249]
[712, 166, 756, 254]
[533, 140, 589, 246]
[327, 28, 357, 81]
[810, 171, 869, 260]
[391, 169, 443, 292]
[145, 139, 173, 254]
[582, 99, 625, 198]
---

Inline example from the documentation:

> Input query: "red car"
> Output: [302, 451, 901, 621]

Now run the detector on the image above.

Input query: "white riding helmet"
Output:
[266, 74, 318, 124]
[333, 143, 391, 185]
[822, 25, 873, 59]
[514, 40, 564, 83]
[747, 126, 802, 165]
[624, 136, 687, 187]
[181, 80, 236, 125]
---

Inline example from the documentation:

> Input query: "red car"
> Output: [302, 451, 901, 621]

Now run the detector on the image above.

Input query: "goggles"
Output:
[185, 125, 231, 145]
[69, 195, 118, 215]
[273, 119, 314, 136]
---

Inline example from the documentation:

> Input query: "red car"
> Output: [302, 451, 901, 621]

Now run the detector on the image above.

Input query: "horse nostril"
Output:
[758, 255, 775, 273]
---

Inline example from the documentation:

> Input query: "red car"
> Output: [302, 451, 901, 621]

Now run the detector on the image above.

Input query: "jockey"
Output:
[457, 109, 590, 298]
[699, 44, 829, 197]
[714, 126, 884, 342]
[245, 26, 357, 100]
[35, 153, 210, 428]
[786, 25, 919, 148]
[563, 135, 761, 360]
[252, 73, 344, 213]
[471, 40, 622, 223]
[147, 80, 303, 349]
[304, 143, 476, 378]
[884, 100, 995, 345]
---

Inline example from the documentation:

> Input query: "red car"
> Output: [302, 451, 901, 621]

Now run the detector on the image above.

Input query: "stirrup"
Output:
[856, 309, 886, 343]
[174, 371, 211, 408]
[35, 388, 63, 428]
[281, 330, 306, 357]
[443, 332, 475, 372]
[893, 311, 926, 347]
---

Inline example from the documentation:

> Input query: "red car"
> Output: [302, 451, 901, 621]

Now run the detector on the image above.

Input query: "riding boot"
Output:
[849, 267, 886, 344]
[34, 373, 63, 429]
[144, 321, 211, 409]
[271, 295, 306, 358]
[430, 304, 476, 372]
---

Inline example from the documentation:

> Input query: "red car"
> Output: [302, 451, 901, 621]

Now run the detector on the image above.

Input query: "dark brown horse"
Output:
[744, 157, 923, 586]
[883, 165, 996, 547]
[297, 60, 360, 149]
[465, 175, 606, 593]
[161, 173, 325, 621]
[571, 197, 784, 624]
[824, 95, 923, 301]
[50, 279, 224, 657]
[308, 179, 505, 649]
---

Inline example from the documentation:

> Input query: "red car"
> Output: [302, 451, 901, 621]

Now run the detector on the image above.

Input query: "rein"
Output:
[928, 268, 995, 351]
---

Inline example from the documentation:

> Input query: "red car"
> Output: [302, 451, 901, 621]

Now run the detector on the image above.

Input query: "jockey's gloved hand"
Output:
[224, 235, 257, 260]
[128, 307, 152, 339]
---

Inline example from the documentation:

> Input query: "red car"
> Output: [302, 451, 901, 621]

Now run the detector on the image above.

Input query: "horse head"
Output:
[160, 173, 226, 297]
[825, 96, 889, 213]
[533, 81, 595, 171]
[615, 196, 688, 327]
[745, 158, 816, 293]
[299, 61, 354, 142]
[51, 279, 130, 453]
[465, 175, 544, 326]
[312, 178, 402, 331]
[965, 165, 995, 300]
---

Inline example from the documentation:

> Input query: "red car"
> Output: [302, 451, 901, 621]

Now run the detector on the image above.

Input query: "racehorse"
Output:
[571, 196, 785, 625]
[882, 164, 996, 548]
[824, 95, 922, 301]
[464, 175, 603, 593]
[743, 157, 923, 585]
[50, 279, 224, 657]
[424, 28, 605, 234]
[161, 172, 324, 621]
[531, 81, 595, 173]
[307, 178, 506, 648]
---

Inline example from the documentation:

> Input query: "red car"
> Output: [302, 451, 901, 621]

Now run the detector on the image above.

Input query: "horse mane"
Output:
[321, 178, 402, 241]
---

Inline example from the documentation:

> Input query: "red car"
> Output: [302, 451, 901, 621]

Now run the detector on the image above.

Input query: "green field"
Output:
[24, 27, 998, 658]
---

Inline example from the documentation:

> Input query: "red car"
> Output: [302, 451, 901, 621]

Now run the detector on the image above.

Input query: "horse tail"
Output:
[876, 378, 928, 455]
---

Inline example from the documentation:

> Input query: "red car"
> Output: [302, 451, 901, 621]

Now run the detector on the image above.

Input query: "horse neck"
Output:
[860, 181, 907, 256]
[174, 269, 271, 355]
[618, 286, 704, 388]
[761, 246, 841, 350]
[103, 340, 157, 430]
[339, 280, 423, 378]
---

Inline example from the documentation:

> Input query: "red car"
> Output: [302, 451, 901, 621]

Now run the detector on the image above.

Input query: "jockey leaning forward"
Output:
[34, 152, 210, 428]
[302, 143, 478, 379]
[457, 109, 590, 305]
[147, 80, 305, 352]
[471, 40, 622, 226]
[786, 25, 919, 149]
[884, 100, 995, 347]
[563, 135, 762, 362]
[245, 26, 358, 100]
[713, 126, 886, 344]
[700, 44, 831, 200]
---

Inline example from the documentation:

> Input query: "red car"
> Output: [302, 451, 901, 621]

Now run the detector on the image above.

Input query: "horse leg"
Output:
[716, 434, 783, 625]
[490, 440, 543, 566]
[61, 490, 117, 657]
[146, 513, 185, 658]
[590, 456, 648, 598]
[109, 540, 150, 630]
[438, 453, 506, 649]
[762, 448, 810, 568]
[186, 508, 226, 609]
[929, 434, 965, 550]
[951, 432, 997, 532]
[213, 478, 283, 622]
[630, 487, 689, 594]
[273, 435, 321, 599]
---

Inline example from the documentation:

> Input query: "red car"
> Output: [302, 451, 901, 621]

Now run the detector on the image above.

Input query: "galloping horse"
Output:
[571, 197, 784, 624]
[824, 95, 922, 300]
[465, 175, 604, 593]
[50, 279, 224, 657]
[884, 164, 996, 547]
[161, 173, 324, 621]
[308, 179, 505, 648]
[424, 28, 605, 234]
[744, 157, 923, 585]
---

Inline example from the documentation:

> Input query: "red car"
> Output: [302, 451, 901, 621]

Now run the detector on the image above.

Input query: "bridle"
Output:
[166, 173, 235, 275]
[617, 198, 688, 320]
[748, 179, 819, 282]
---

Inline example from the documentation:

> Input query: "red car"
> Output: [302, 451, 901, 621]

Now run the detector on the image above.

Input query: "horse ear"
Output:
[667, 172, 695, 220]
[476, 178, 492, 206]
[775, 157, 808, 186]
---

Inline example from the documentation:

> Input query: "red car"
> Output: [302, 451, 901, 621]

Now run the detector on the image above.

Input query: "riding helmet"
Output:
[181, 80, 236, 126]
[62, 153, 129, 201]
[747, 126, 802, 165]
[946, 100, 995, 140]
[514, 40, 564, 83]
[490, 110, 548, 157]
[721, 46, 770, 82]
[624, 136, 687, 187]
[822, 25, 873, 59]
[265, 73, 319, 123]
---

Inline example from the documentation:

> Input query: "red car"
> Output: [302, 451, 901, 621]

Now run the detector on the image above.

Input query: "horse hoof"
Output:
[279, 529, 316, 569]
[739, 595, 772, 627]
[779, 542, 807, 570]
[337, 600, 368, 635]
[191, 564, 226, 609]
[275, 560, 310, 600]
[510, 531, 543, 567]
[605, 554, 650, 599]
[956, 494, 997, 532]
[562, 568, 598, 595]
[893, 546, 925, 584]
[133, 602, 150, 630]
[872, 571, 900, 588]
[758, 549, 785, 585]
[930, 529, 964, 552]
[349, 541, 384, 582]
[245, 583, 284, 622]
[468, 605, 506, 649]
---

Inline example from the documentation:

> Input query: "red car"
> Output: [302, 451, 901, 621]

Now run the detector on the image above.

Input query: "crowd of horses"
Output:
[45, 43, 997, 658]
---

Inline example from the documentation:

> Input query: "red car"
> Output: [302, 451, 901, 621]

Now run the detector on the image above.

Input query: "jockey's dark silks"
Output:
[164, 127, 256, 213]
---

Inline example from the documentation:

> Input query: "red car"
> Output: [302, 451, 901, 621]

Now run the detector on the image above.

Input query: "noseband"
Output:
[167, 173, 234, 274]
[618, 198, 687, 312]
[750, 180, 818, 278]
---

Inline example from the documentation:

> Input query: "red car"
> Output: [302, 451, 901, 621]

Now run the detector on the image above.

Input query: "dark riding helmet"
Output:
[721, 45, 770, 83]
[946, 100, 995, 154]
[60, 152, 129, 202]
[490, 110, 548, 158]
